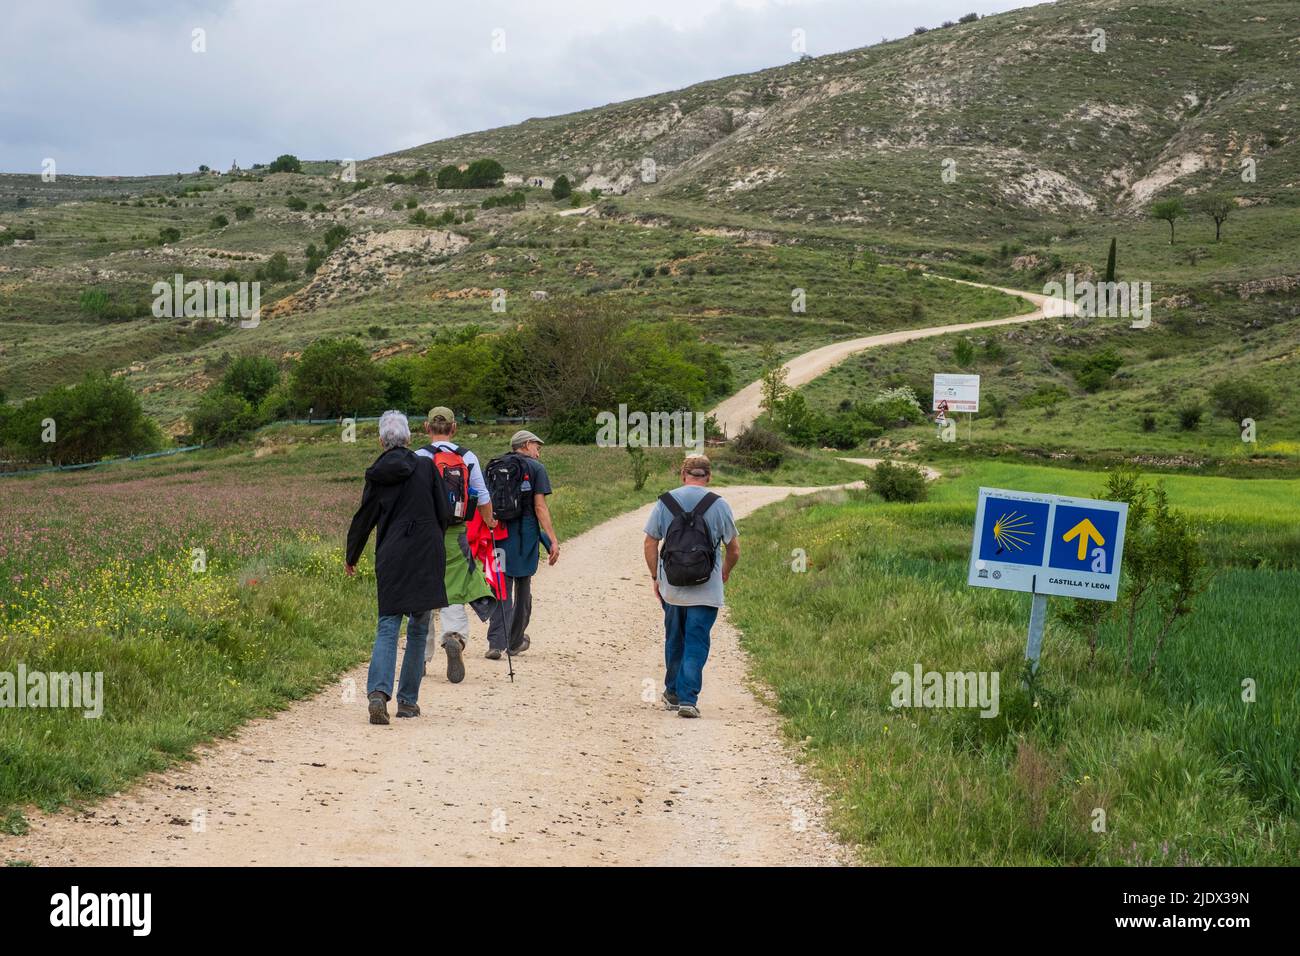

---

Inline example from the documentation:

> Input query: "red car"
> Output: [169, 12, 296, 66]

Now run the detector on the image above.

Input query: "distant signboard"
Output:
[933, 373, 980, 413]
[967, 487, 1128, 602]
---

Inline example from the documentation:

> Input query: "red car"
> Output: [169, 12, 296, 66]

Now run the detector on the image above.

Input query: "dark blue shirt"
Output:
[500, 455, 552, 578]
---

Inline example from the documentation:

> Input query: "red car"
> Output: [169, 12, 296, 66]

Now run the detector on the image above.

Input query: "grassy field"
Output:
[726, 460, 1300, 865]
[0, 423, 861, 827]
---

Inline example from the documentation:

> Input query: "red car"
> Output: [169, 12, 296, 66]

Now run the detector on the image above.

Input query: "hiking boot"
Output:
[678, 704, 701, 719]
[509, 634, 530, 655]
[662, 691, 680, 711]
[485, 648, 502, 660]
[443, 633, 466, 684]
[396, 701, 421, 718]
[368, 692, 389, 725]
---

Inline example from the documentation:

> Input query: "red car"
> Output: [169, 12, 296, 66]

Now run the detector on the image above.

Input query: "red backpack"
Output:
[427, 444, 472, 524]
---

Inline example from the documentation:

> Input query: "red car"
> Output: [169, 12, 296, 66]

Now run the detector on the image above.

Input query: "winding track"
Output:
[709, 278, 1073, 434]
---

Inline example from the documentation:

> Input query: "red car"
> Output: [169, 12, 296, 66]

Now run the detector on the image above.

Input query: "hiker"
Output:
[345, 410, 452, 725]
[483, 429, 559, 658]
[642, 454, 739, 719]
[415, 406, 497, 683]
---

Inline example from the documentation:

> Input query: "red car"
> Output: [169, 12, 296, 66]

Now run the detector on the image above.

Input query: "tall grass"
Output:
[727, 463, 1300, 865]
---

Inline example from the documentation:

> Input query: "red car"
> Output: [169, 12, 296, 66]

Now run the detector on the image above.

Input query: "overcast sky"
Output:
[1, 0, 1036, 176]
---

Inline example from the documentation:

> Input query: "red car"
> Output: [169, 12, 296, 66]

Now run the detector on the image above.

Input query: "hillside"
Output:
[0, 0, 1296, 466]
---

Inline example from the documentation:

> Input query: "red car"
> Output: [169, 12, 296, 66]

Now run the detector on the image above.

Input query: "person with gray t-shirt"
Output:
[642, 454, 740, 719]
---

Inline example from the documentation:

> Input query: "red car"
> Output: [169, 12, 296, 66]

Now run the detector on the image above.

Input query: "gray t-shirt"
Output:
[643, 485, 738, 608]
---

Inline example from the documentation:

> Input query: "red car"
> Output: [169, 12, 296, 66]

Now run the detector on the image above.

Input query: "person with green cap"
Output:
[415, 406, 497, 683]
[483, 429, 559, 658]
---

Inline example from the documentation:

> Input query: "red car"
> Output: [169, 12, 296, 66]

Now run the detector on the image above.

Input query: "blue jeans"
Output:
[367, 611, 432, 705]
[662, 602, 719, 707]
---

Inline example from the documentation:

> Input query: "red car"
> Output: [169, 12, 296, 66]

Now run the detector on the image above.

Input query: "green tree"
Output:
[323, 224, 349, 252]
[1202, 193, 1233, 242]
[953, 337, 976, 368]
[3, 373, 162, 465]
[289, 337, 381, 417]
[1209, 378, 1271, 422]
[1151, 197, 1186, 244]
[551, 175, 572, 200]
[463, 159, 504, 188]
[1104, 237, 1117, 283]
[188, 390, 261, 445]
[436, 165, 465, 189]
[220, 354, 280, 406]
[268, 154, 302, 173]
[264, 251, 292, 282]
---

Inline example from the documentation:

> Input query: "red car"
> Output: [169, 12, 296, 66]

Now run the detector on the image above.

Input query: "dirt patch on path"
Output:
[3, 486, 854, 867]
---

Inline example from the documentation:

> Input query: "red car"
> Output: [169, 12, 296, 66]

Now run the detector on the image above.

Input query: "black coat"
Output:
[346, 446, 452, 615]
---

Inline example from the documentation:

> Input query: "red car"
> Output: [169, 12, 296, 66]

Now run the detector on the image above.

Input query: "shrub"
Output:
[264, 251, 292, 282]
[323, 224, 349, 252]
[1, 373, 162, 465]
[409, 168, 431, 187]
[1177, 402, 1203, 431]
[220, 354, 280, 406]
[286, 195, 307, 211]
[158, 226, 181, 244]
[304, 242, 325, 275]
[1075, 347, 1123, 392]
[481, 190, 526, 210]
[234, 205, 254, 221]
[267, 154, 302, 174]
[552, 175, 572, 200]
[954, 337, 976, 368]
[1209, 378, 1272, 423]
[868, 461, 929, 502]
[289, 337, 381, 417]
[436, 165, 464, 189]
[959, 12, 978, 23]
[188, 390, 260, 445]
[210, 214, 229, 228]
[463, 159, 504, 188]
[731, 424, 787, 471]
[1141, 414, 1157, 433]
[384, 173, 407, 185]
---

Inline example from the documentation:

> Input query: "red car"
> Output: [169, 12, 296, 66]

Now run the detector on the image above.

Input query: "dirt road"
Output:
[709, 278, 1072, 434]
[4, 486, 854, 866]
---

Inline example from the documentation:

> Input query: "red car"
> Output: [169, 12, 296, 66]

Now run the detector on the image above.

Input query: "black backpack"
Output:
[658, 491, 720, 587]
[485, 453, 528, 522]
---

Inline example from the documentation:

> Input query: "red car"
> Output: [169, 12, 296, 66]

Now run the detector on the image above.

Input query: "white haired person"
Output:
[346, 411, 452, 724]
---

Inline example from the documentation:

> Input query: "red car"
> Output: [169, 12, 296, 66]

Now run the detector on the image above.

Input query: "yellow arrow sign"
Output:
[1062, 518, 1105, 561]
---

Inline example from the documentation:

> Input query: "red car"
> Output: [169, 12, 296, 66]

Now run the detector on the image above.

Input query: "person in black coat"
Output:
[346, 411, 452, 724]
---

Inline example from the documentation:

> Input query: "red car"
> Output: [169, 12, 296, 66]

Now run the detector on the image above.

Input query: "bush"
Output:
[289, 337, 381, 417]
[158, 226, 181, 244]
[188, 390, 260, 445]
[286, 195, 307, 211]
[436, 165, 464, 189]
[323, 224, 349, 252]
[1209, 378, 1272, 423]
[1075, 347, 1123, 392]
[210, 214, 229, 228]
[954, 337, 976, 368]
[868, 461, 929, 502]
[1141, 414, 1157, 433]
[1, 373, 162, 465]
[1177, 403, 1203, 431]
[463, 159, 504, 188]
[482, 190, 526, 211]
[409, 168, 431, 187]
[220, 354, 280, 406]
[552, 175, 572, 200]
[234, 205, 254, 221]
[268, 154, 302, 174]
[264, 251, 292, 282]
[731, 424, 787, 471]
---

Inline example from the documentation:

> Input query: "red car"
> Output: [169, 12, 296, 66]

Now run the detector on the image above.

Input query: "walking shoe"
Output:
[443, 633, 466, 684]
[396, 701, 421, 718]
[662, 691, 680, 711]
[368, 692, 390, 725]
[678, 704, 701, 719]
[509, 634, 530, 654]
[485, 648, 502, 660]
